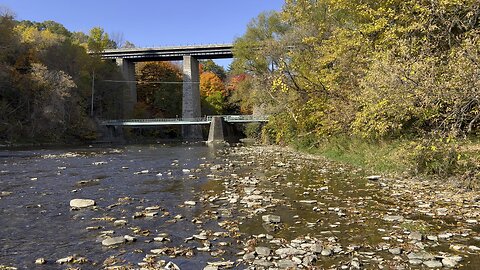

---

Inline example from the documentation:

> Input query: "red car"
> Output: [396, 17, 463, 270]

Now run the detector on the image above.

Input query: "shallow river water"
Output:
[0, 144, 479, 269]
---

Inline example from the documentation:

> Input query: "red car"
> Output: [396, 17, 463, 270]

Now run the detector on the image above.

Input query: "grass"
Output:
[292, 135, 410, 174]
[290, 134, 480, 189]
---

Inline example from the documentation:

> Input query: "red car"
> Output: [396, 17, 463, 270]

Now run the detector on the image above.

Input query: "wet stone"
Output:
[442, 256, 462, 268]
[102, 236, 125, 246]
[277, 259, 296, 269]
[113, 219, 127, 226]
[70, 199, 95, 208]
[255, 246, 271, 257]
[262, 214, 281, 223]
[409, 259, 423, 266]
[383, 215, 404, 222]
[243, 252, 256, 261]
[253, 259, 273, 267]
[389, 247, 402, 255]
[35, 258, 46, 265]
[321, 248, 333, 256]
[409, 231, 423, 241]
[407, 251, 435, 261]
[423, 260, 443, 268]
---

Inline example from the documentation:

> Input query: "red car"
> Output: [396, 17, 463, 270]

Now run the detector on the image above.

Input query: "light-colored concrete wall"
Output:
[116, 58, 137, 118]
[182, 56, 202, 139]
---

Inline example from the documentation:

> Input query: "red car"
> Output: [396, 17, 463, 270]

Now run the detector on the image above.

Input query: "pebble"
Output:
[442, 256, 462, 268]
[69, 199, 95, 208]
[102, 236, 125, 246]
[409, 231, 423, 241]
[423, 260, 443, 268]
[35, 258, 46, 265]
[321, 248, 332, 256]
[184, 201, 196, 206]
[255, 246, 271, 257]
[389, 248, 402, 255]
[124, 235, 136, 242]
[383, 215, 404, 222]
[113, 219, 127, 226]
[367, 175, 381, 181]
[262, 214, 281, 223]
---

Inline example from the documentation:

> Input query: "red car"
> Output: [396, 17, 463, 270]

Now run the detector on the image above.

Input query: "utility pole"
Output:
[90, 70, 95, 117]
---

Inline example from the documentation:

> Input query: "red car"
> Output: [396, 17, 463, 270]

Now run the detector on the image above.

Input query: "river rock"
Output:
[389, 247, 402, 255]
[253, 259, 273, 267]
[321, 248, 333, 256]
[367, 175, 381, 181]
[243, 252, 256, 261]
[409, 231, 423, 241]
[102, 236, 125, 246]
[255, 246, 271, 257]
[35, 258, 46, 265]
[124, 235, 136, 242]
[113, 219, 127, 226]
[184, 201, 196, 206]
[311, 243, 323, 253]
[383, 215, 404, 222]
[56, 256, 73, 264]
[165, 261, 180, 270]
[423, 260, 443, 268]
[427, 235, 438, 241]
[275, 247, 305, 257]
[262, 214, 281, 223]
[442, 256, 462, 268]
[70, 199, 95, 208]
[407, 251, 434, 261]
[276, 259, 296, 269]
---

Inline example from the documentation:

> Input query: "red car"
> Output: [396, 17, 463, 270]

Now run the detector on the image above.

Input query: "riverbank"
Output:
[222, 145, 480, 269]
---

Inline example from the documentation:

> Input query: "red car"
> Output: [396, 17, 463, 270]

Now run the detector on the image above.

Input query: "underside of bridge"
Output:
[101, 45, 233, 139]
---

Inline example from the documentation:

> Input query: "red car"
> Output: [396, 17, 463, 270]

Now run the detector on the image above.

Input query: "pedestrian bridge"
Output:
[100, 115, 268, 127]
[100, 115, 268, 143]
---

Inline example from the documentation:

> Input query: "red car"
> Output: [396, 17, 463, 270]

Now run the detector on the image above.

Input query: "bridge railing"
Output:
[100, 115, 269, 126]
[101, 117, 209, 125]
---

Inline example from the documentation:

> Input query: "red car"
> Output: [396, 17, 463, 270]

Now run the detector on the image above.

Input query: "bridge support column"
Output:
[182, 56, 202, 140]
[207, 116, 226, 143]
[116, 58, 137, 118]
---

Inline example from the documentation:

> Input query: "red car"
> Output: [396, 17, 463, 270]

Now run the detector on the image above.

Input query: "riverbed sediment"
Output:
[0, 144, 478, 269]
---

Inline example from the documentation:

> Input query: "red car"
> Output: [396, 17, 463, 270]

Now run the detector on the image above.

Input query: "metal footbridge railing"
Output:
[100, 115, 268, 126]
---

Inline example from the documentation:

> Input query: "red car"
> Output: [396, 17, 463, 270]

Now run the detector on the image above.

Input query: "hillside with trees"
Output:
[231, 0, 480, 182]
[0, 11, 126, 144]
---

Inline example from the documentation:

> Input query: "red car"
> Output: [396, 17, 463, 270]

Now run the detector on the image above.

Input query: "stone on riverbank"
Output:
[262, 214, 281, 223]
[70, 199, 95, 208]
[102, 236, 125, 246]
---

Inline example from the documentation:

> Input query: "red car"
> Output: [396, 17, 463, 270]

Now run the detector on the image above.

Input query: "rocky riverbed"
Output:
[0, 144, 479, 269]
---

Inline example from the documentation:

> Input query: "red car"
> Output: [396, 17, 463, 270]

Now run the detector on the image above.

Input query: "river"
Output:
[0, 144, 479, 269]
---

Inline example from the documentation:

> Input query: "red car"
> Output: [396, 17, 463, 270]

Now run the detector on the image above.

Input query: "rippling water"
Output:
[0, 144, 232, 269]
[0, 144, 479, 269]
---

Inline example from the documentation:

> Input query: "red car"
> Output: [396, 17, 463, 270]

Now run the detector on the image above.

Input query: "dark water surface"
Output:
[0, 144, 234, 269]
[0, 144, 479, 269]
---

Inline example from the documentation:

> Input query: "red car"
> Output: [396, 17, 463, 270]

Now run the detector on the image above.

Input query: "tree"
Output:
[136, 61, 183, 118]
[201, 60, 226, 81]
[87, 27, 116, 52]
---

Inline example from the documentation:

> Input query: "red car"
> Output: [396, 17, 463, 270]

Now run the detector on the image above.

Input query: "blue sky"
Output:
[1, 0, 284, 67]
[0, 0, 284, 46]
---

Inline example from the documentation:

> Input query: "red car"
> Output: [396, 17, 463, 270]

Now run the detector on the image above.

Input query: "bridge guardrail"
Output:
[100, 115, 269, 126]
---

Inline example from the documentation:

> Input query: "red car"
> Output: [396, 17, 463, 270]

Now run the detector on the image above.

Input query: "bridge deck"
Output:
[99, 44, 233, 61]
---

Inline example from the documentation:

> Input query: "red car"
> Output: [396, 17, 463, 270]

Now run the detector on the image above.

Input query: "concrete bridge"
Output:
[101, 115, 268, 143]
[97, 44, 233, 140]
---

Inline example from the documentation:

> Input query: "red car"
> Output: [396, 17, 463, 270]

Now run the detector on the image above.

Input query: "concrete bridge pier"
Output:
[182, 56, 203, 140]
[116, 58, 137, 118]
